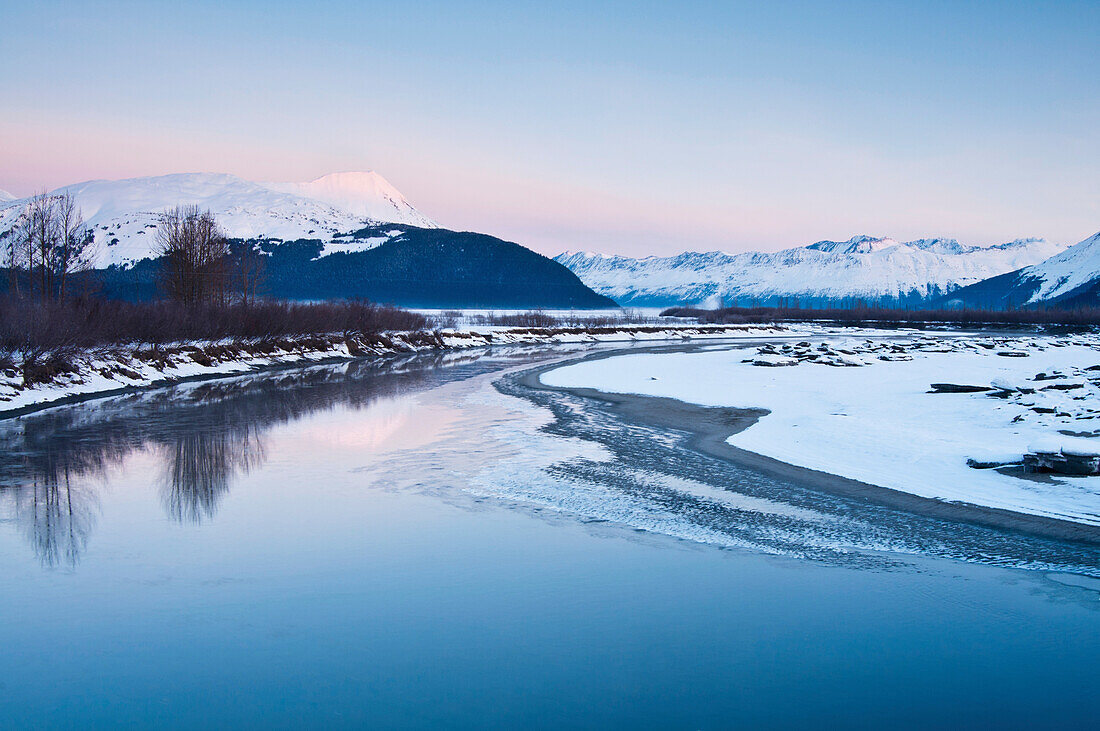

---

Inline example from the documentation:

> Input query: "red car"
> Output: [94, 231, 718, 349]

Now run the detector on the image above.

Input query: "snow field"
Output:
[542, 334, 1100, 525]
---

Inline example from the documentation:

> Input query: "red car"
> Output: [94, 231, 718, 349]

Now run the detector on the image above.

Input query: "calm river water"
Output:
[1, 343, 1098, 728]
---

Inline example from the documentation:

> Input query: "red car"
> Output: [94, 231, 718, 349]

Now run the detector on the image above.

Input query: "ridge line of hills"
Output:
[556, 232, 1099, 310]
[0, 172, 613, 309]
[1, 172, 1095, 310]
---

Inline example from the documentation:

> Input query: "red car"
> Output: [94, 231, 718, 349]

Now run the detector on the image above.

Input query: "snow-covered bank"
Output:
[0, 323, 793, 416]
[541, 333, 1100, 526]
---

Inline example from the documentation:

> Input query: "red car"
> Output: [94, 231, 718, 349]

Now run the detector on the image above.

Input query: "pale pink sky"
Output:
[2, 1, 1097, 256]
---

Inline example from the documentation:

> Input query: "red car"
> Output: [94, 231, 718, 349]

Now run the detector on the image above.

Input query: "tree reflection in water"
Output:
[10, 468, 99, 569]
[160, 425, 266, 524]
[0, 347, 538, 566]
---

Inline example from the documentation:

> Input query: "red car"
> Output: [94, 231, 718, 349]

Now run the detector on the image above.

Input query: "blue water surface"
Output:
[1, 349, 1097, 729]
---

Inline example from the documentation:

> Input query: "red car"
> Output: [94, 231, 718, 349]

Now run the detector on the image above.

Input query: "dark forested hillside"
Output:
[936, 267, 1100, 312]
[74, 225, 618, 308]
[931, 269, 1044, 310]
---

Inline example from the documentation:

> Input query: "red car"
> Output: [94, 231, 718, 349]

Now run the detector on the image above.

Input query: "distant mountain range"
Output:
[0, 172, 613, 309]
[555, 235, 1071, 308]
[3, 172, 1095, 311]
[937, 232, 1100, 310]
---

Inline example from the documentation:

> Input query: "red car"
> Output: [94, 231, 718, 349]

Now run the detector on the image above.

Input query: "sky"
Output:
[1, 0, 1097, 256]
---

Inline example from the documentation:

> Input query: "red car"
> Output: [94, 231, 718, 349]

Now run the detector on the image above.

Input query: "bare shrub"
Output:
[21, 353, 77, 387]
[470, 308, 654, 328]
[560, 308, 652, 327]
[432, 310, 463, 329]
[472, 310, 562, 328]
[0, 297, 430, 354]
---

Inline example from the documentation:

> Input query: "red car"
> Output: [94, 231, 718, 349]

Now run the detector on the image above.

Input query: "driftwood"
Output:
[930, 383, 993, 393]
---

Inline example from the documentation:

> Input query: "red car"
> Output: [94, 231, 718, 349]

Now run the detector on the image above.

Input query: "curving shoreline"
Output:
[0, 324, 797, 420]
[519, 348, 1100, 546]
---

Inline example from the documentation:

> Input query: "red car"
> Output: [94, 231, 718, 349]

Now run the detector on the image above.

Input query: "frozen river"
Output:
[1, 341, 1098, 728]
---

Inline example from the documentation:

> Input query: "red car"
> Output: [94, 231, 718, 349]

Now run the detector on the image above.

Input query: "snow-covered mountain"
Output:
[555, 235, 1068, 307]
[270, 172, 429, 222]
[1017, 232, 1100, 303]
[0, 172, 436, 267]
[0, 189, 15, 202]
[942, 231, 1100, 309]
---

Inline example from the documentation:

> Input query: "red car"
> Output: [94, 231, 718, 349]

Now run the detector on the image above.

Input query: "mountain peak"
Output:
[277, 171, 436, 228]
[1021, 231, 1100, 302]
[0, 189, 15, 202]
[805, 235, 896, 254]
[308, 170, 381, 184]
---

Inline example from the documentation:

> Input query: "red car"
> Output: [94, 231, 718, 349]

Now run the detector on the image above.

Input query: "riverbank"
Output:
[0, 323, 796, 417]
[527, 336, 1100, 543]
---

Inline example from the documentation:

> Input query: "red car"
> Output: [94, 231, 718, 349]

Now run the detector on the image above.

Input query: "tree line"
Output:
[1, 197, 430, 383]
[3, 195, 266, 305]
[661, 304, 1100, 327]
[155, 204, 266, 306]
[4, 191, 95, 301]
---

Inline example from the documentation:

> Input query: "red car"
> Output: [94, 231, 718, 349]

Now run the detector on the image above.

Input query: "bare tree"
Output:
[4, 206, 31, 298]
[31, 192, 57, 299]
[54, 192, 95, 300]
[4, 192, 48, 298]
[230, 240, 267, 306]
[156, 205, 230, 306]
[3, 191, 92, 301]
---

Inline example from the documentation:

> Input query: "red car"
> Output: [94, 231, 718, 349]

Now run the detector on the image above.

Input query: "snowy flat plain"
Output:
[542, 334, 1100, 525]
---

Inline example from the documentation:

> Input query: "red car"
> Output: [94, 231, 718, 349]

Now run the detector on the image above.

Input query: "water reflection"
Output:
[0, 347, 556, 566]
[160, 426, 266, 524]
[9, 470, 98, 568]
[6, 338, 1097, 577]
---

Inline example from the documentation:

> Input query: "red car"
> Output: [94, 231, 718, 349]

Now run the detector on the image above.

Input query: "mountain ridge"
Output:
[0, 171, 616, 309]
[90, 223, 618, 309]
[0, 171, 436, 267]
[940, 231, 1100, 310]
[556, 235, 1068, 308]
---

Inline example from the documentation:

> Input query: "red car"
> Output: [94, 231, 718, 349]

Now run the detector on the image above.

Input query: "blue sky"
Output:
[1, 0, 1096, 255]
